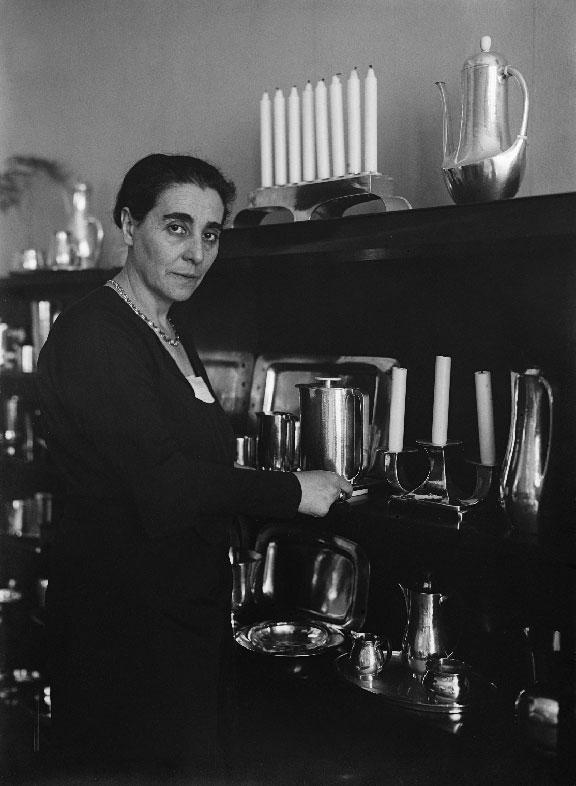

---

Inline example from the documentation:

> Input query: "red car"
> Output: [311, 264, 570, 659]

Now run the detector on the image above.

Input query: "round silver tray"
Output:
[335, 652, 497, 717]
[235, 619, 345, 657]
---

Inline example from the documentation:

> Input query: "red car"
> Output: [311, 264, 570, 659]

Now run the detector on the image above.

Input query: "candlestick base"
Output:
[373, 448, 419, 494]
[387, 440, 494, 526]
[233, 173, 412, 227]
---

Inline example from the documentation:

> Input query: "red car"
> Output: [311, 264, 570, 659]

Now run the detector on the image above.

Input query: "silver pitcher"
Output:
[499, 369, 553, 540]
[401, 582, 453, 680]
[436, 35, 529, 204]
[256, 411, 299, 471]
[348, 631, 392, 677]
[297, 378, 369, 482]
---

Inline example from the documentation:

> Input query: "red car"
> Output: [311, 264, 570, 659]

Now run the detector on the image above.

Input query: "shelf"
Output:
[0, 268, 119, 298]
[2, 193, 575, 291]
[217, 191, 576, 263]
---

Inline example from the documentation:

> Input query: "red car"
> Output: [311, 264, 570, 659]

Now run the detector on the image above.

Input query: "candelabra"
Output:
[233, 173, 411, 227]
[378, 441, 494, 527]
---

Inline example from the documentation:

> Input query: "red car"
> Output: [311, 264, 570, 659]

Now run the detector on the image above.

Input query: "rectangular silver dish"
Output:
[251, 526, 370, 633]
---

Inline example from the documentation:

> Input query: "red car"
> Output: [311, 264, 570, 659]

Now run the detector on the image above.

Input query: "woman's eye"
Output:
[168, 223, 186, 235]
[203, 231, 220, 244]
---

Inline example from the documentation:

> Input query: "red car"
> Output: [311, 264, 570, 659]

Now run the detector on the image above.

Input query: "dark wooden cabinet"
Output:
[1, 193, 576, 778]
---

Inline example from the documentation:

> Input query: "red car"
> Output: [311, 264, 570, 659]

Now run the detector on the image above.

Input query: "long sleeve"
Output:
[37, 289, 302, 540]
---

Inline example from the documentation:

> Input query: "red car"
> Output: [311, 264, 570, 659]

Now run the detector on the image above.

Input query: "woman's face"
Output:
[121, 182, 225, 307]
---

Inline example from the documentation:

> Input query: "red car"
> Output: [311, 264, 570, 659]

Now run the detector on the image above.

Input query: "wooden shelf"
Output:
[0, 268, 118, 298]
[217, 191, 576, 263]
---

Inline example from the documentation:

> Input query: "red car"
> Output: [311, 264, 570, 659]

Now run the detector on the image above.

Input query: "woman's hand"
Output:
[293, 471, 353, 517]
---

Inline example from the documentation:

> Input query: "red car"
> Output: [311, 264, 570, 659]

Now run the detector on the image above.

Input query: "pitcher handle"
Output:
[87, 217, 104, 261]
[503, 66, 529, 140]
[540, 375, 554, 483]
[351, 389, 369, 474]
[499, 371, 519, 507]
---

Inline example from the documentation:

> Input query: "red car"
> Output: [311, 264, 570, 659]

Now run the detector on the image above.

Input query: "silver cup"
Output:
[235, 435, 257, 468]
[422, 657, 471, 701]
[231, 549, 262, 611]
[256, 411, 299, 471]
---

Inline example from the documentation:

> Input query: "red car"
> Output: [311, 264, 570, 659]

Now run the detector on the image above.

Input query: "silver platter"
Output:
[335, 652, 497, 717]
[236, 620, 345, 657]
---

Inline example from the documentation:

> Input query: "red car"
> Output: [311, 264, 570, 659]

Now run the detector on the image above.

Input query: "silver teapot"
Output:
[499, 369, 553, 541]
[436, 35, 529, 203]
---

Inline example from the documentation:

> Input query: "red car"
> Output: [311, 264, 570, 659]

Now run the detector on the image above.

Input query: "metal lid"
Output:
[295, 376, 344, 389]
[463, 36, 508, 69]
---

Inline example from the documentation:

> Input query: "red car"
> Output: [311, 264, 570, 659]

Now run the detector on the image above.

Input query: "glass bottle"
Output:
[67, 182, 104, 268]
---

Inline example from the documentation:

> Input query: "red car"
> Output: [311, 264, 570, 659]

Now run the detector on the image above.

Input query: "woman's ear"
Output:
[120, 207, 136, 247]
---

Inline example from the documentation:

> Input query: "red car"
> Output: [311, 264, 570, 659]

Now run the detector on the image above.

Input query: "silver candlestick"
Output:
[384, 440, 495, 527]
[233, 173, 411, 227]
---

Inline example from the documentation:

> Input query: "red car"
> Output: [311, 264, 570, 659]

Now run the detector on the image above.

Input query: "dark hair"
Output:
[112, 153, 236, 227]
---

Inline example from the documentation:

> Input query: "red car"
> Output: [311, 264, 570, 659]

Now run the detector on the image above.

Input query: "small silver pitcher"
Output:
[499, 369, 553, 541]
[256, 411, 299, 471]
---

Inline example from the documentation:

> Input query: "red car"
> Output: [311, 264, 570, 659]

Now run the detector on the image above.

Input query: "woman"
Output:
[37, 154, 352, 779]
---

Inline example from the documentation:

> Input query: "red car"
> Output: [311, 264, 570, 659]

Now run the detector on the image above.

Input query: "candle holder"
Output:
[233, 173, 412, 227]
[386, 440, 494, 527]
[374, 447, 420, 494]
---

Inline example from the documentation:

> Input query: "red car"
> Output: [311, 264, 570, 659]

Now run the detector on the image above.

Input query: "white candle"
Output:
[260, 91, 273, 188]
[302, 80, 316, 181]
[329, 74, 346, 177]
[314, 78, 330, 179]
[388, 367, 407, 452]
[273, 87, 287, 186]
[347, 67, 361, 174]
[364, 65, 378, 173]
[288, 86, 301, 184]
[475, 370, 496, 466]
[431, 355, 451, 445]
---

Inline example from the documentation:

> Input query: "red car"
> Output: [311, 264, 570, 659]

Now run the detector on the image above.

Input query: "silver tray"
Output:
[198, 350, 254, 418]
[252, 527, 370, 632]
[236, 620, 345, 657]
[335, 652, 497, 717]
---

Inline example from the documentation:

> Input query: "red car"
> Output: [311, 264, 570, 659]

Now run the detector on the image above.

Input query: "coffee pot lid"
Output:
[296, 376, 344, 389]
[463, 35, 508, 69]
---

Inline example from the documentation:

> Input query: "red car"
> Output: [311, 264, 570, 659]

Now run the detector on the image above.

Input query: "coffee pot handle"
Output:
[503, 66, 529, 141]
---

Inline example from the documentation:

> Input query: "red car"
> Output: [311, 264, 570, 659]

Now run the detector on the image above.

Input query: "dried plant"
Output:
[0, 155, 72, 212]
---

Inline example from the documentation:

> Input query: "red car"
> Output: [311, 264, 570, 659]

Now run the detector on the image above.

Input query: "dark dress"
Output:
[37, 286, 301, 777]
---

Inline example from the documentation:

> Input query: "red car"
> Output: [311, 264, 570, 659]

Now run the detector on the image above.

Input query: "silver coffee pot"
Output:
[401, 579, 454, 680]
[499, 369, 553, 541]
[436, 35, 529, 203]
[297, 378, 369, 482]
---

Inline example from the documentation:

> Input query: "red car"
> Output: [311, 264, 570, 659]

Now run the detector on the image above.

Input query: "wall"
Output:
[0, 0, 575, 277]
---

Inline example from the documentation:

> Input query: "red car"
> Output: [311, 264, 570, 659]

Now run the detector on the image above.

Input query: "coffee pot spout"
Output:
[435, 81, 455, 167]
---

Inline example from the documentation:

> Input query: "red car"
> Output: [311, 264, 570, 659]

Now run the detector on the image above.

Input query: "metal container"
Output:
[231, 549, 262, 611]
[297, 378, 369, 482]
[256, 411, 299, 471]
[349, 631, 392, 677]
[499, 368, 553, 541]
[436, 35, 529, 203]
[401, 582, 454, 679]
[235, 435, 257, 468]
